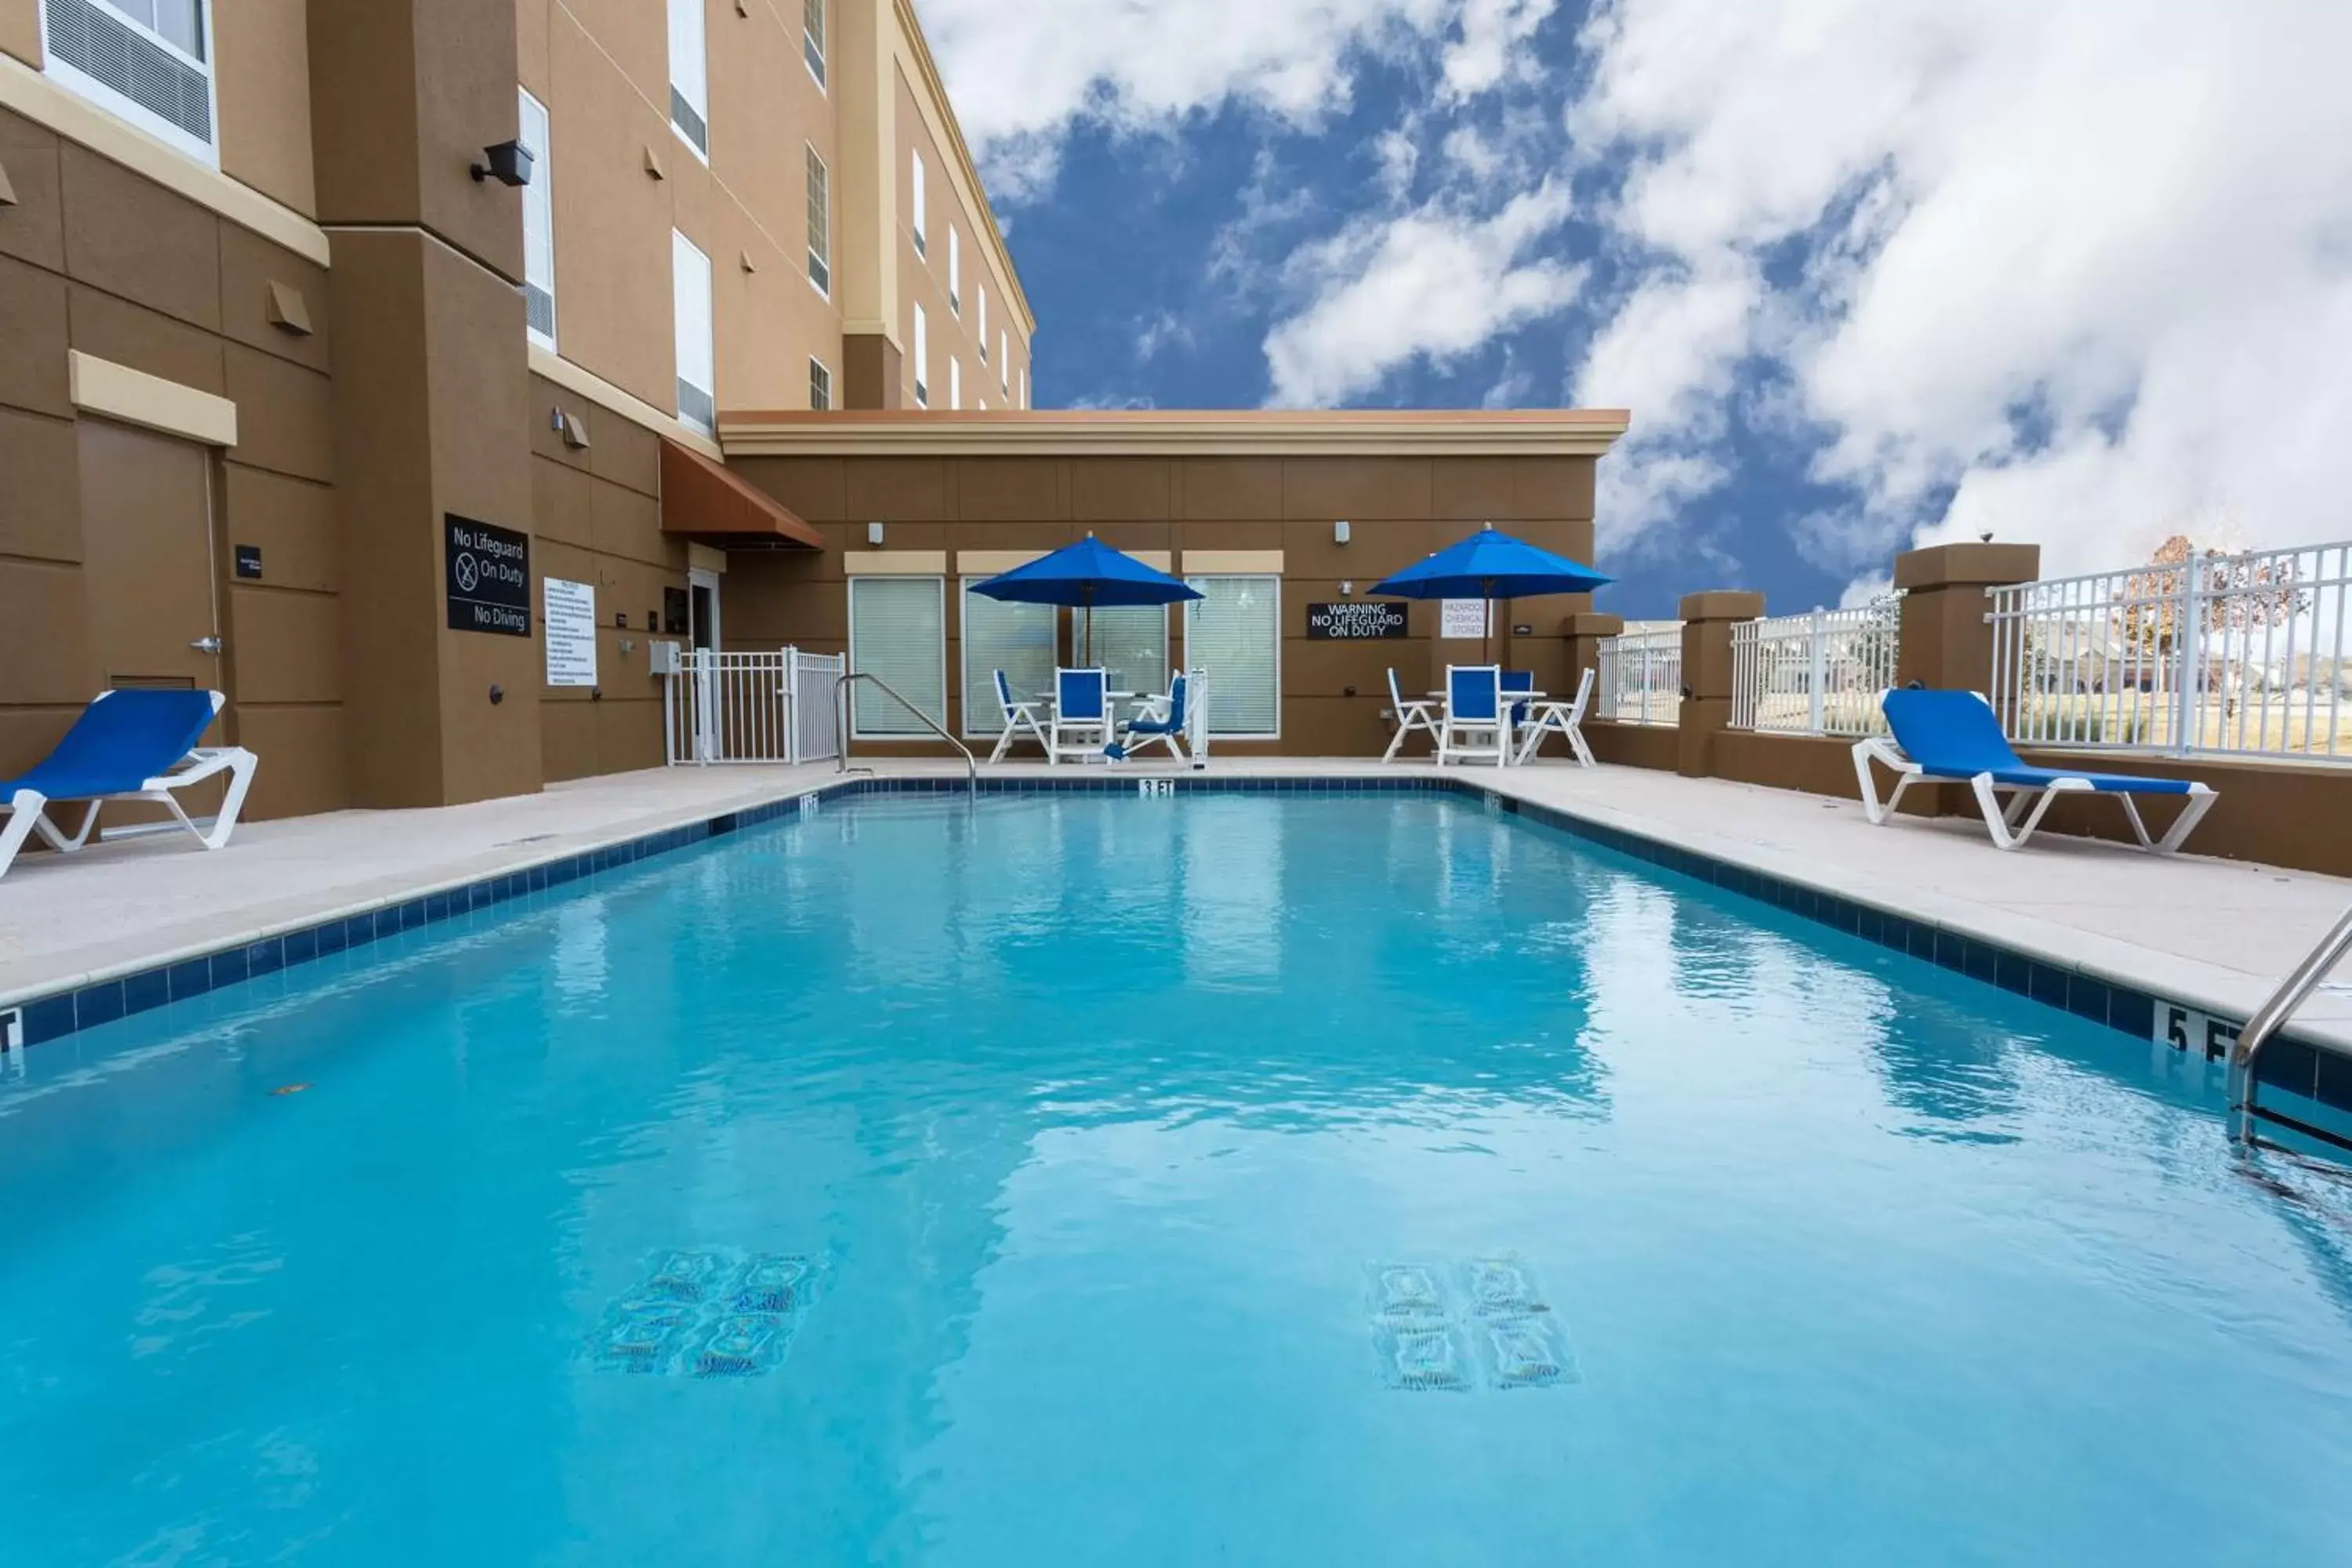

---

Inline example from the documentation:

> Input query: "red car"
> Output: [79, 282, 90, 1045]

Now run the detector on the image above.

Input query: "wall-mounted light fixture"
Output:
[866, 521, 886, 546]
[471, 140, 534, 187]
[1333, 518, 1351, 545]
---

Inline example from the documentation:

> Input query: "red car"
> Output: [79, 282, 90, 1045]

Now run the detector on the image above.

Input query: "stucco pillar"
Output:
[1891, 542, 2042, 814]
[1676, 590, 1764, 779]
[1561, 612, 1623, 704]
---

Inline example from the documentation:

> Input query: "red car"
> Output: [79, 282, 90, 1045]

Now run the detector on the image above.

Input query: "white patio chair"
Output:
[986, 670, 1050, 763]
[1513, 667, 1597, 767]
[1382, 667, 1440, 761]
[1437, 665, 1508, 768]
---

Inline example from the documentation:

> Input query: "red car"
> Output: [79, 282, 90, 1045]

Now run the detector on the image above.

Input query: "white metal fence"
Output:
[1730, 599, 1904, 737]
[1987, 540, 2352, 760]
[1596, 625, 1684, 726]
[663, 647, 842, 765]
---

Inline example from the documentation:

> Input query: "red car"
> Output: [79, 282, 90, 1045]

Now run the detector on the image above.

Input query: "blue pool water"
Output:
[3, 792, 2349, 1565]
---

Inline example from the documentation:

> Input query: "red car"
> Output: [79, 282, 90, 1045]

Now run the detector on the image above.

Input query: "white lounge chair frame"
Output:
[1513, 667, 1597, 767]
[1851, 704, 2217, 855]
[0, 698, 259, 880]
[987, 670, 1051, 763]
[1381, 668, 1440, 762]
[1437, 665, 1508, 768]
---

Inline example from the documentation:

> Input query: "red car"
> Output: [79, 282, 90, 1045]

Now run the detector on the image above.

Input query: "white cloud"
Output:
[915, 0, 1451, 196]
[1262, 183, 1586, 405]
[1441, 0, 1559, 101]
[1568, 0, 2352, 585]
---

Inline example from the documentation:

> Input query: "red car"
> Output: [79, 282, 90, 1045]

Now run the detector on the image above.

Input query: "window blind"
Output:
[519, 89, 555, 347]
[802, 0, 825, 86]
[808, 358, 830, 411]
[961, 585, 1055, 737]
[1185, 576, 1279, 737]
[667, 0, 708, 153]
[672, 230, 714, 432]
[910, 150, 927, 253]
[1089, 606, 1169, 702]
[949, 357, 961, 410]
[849, 578, 946, 736]
[948, 226, 961, 312]
[805, 146, 830, 293]
[913, 303, 929, 406]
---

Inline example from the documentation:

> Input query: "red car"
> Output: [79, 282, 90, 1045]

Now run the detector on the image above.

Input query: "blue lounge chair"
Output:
[1439, 665, 1507, 768]
[1110, 670, 1200, 765]
[1853, 688, 2216, 853]
[0, 689, 259, 880]
[1049, 667, 1110, 766]
[987, 670, 1049, 763]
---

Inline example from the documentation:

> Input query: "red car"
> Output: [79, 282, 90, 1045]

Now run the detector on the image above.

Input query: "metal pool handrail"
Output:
[833, 672, 977, 786]
[2230, 898, 2352, 1144]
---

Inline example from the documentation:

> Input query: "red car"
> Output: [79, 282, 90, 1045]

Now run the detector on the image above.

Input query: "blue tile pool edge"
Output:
[1, 772, 2332, 1111]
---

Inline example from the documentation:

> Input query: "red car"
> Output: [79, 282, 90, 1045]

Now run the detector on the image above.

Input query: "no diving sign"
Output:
[446, 514, 531, 636]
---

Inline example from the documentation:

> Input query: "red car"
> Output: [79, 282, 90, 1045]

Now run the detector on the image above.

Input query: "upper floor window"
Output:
[673, 230, 715, 433]
[1000, 332, 1009, 390]
[802, 0, 826, 89]
[667, 0, 709, 157]
[804, 146, 831, 296]
[977, 285, 987, 356]
[909, 150, 927, 257]
[519, 89, 556, 350]
[949, 356, 962, 411]
[42, 0, 217, 165]
[947, 227, 960, 315]
[809, 358, 832, 412]
[912, 304, 929, 408]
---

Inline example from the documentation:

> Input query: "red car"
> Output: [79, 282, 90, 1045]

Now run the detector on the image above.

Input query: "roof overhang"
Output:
[659, 437, 825, 549]
[716, 409, 1632, 460]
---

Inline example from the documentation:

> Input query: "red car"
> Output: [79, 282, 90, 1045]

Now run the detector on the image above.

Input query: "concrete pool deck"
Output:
[1, 758, 2344, 1054]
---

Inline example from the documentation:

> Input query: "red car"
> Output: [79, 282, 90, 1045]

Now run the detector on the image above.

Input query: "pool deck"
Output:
[1, 758, 2344, 1052]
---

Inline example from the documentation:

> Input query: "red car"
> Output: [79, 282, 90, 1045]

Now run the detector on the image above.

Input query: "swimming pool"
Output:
[2, 789, 2347, 1565]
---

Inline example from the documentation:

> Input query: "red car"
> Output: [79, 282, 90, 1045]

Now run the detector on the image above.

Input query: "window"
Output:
[672, 230, 714, 433]
[912, 303, 928, 408]
[804, 146, 831, 295]
[42, 0, 216, 164]
[848, 577, 946, 737]
[909, 149, 927, 256]
[1185, 577, 1279, 737]
[808, 358, 831, 412]
[961, 582, 1055, 738]
[949, 356, 961, 411]
[519, 88, 555, 350]
[1092, 606, 1170, 702]
[977, 285, 987, 356]
[1000, 331, 1009, 390]
[802, 0, 825, 88]
[667, 0, 708, 155]
[947, 226, 960, 314]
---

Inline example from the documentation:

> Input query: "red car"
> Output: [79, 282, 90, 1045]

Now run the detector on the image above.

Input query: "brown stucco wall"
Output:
[529, 373, 688, 781]
[1712, 730, 1860, 797]
[0, 105, 343, 822]
[1584, 720, 1679, 771]
[724, 451, 1596, 753]
[2007, 749, 2352, 877]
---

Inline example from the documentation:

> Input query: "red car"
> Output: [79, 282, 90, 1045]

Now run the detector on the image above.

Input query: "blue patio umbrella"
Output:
[1368, 524, 1612, 660]
[971, 534, 1203, 662]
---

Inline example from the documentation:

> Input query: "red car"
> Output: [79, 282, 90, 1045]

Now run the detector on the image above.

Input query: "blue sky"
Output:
[922, 0, 2352, 620]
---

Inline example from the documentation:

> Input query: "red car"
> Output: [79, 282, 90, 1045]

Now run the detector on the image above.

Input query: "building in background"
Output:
[0, 0, 1620, 822]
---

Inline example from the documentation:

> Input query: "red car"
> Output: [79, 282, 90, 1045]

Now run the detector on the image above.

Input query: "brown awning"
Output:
[659, 438, 824, 550]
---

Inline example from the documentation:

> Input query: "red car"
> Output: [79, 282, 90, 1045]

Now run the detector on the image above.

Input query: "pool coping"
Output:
[1, 770, 2341, 1118]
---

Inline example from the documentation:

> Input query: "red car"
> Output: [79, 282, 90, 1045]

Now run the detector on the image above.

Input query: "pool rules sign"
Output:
[445, 514, 530, 635]
[543, 577, 597, 687]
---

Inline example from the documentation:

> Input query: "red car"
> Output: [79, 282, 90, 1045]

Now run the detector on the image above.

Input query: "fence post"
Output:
[2172, 564, 2198, 757]
[1893, 541, 2042, 813]
[1677, 591, 1765, 779]
[1807, 607, 1828, 733]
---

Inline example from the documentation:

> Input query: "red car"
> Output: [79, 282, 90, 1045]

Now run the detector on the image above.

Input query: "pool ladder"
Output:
[2229, 896, 2352, 1149]
[832, 672, 978, 787]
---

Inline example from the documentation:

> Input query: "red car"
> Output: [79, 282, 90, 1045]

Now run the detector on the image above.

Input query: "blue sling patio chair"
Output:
[0, 689, 260, 880]
[1048, 667, 1112, 766]
[1852, 688, 2217, 854]
[1108, 670, 1201, 765]
[1438, 665, 1508, 768]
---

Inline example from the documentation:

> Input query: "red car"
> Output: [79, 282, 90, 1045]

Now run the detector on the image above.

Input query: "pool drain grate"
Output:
[593, 1249, 823, 1377]
[1365, 1255, 1578, 1392]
